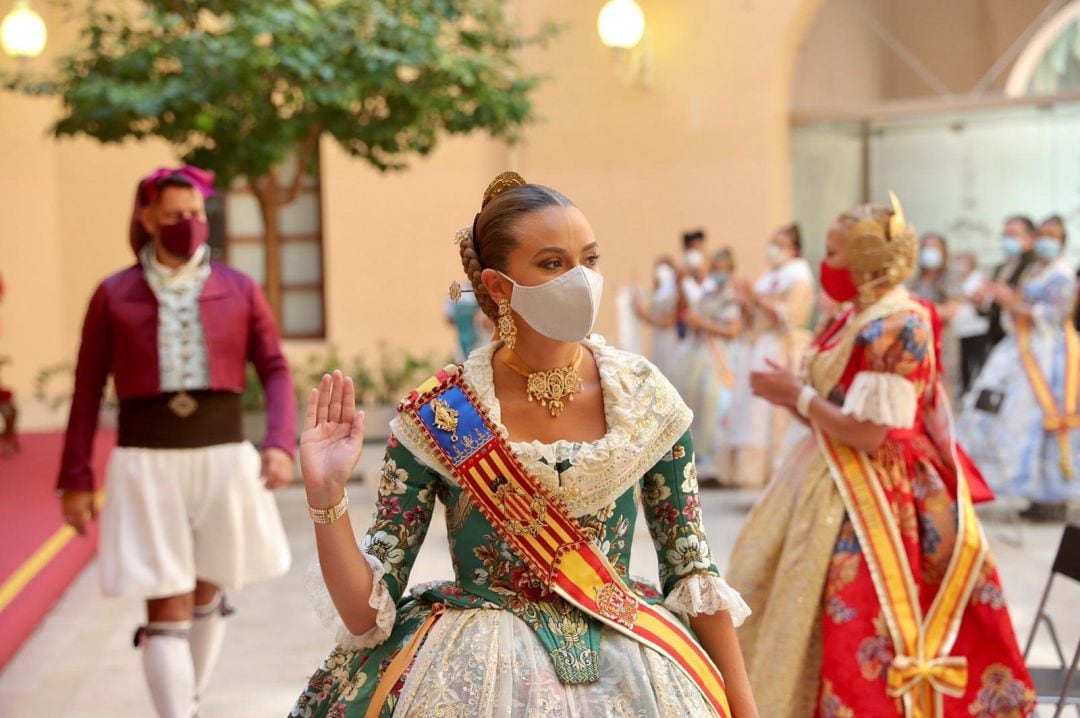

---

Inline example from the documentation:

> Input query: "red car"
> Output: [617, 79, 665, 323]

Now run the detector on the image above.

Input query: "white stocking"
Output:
[142, 621, 195, 718]
[190, 592, 228, 700]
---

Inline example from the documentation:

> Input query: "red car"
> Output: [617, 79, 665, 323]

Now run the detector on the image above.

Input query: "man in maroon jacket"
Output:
[58, 166, 296, 718]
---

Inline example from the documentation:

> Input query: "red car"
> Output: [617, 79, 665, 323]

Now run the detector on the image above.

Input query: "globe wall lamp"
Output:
[597, 0, 653, 89]
[2, 0, 47, 59]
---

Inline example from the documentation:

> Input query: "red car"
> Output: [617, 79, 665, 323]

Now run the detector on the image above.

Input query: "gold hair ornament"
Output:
[847, 190, 918, 289]
[481, 171, 527, 209]
[449, 173, 528, 302]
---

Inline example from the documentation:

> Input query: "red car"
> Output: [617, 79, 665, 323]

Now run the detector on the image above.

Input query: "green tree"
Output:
[8, 0, 554, 317]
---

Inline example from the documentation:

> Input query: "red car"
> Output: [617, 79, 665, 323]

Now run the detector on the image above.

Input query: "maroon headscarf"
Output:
[129, 165, 216, 256]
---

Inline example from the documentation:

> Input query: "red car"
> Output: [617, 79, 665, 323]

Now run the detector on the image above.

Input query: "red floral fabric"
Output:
[816, 310, 1034, 717]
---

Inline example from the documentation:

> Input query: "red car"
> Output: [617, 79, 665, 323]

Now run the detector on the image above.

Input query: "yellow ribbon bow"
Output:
[886, 654, 969, 700]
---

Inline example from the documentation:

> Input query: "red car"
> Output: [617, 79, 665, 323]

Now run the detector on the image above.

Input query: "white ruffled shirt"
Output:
[312, 335, 750, 650]
[140, 244, 212, 392]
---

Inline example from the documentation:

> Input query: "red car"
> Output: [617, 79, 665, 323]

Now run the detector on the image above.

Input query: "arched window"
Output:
[1006, 0, 1080, 96]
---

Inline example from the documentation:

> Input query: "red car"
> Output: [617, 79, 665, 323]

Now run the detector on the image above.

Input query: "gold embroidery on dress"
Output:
[393, 339, 695, 518]
[595, 583, 639, 628]
[491, 479, 547, 537]
[446, 491, 475, 534]
[546, 605, 599, 684]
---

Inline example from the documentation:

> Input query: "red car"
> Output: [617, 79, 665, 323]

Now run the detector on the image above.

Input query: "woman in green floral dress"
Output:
[291, 174, 757, 717]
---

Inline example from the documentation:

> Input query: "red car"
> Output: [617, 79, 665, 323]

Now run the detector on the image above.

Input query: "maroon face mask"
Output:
[159, 217, 209, 259]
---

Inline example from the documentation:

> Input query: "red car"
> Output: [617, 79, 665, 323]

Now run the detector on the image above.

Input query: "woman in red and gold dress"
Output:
[727, 198, 1034, 717]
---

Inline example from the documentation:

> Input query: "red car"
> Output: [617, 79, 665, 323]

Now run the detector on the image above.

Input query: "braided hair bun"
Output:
[455, 172, 574, 320]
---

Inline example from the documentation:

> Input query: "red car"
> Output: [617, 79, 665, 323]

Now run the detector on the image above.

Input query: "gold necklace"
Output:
[501, 345, 584, 418]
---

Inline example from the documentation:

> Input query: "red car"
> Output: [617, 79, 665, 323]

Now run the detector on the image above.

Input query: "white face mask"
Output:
[684, 249, 705, 269]
[501, 266, 604, 342]
[765, 243, 789, 267]
[654, 263, 676, 286]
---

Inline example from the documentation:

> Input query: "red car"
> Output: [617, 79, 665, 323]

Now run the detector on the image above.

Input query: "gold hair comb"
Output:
[481, 171, 527, 209]
[888, 190, 906, 238]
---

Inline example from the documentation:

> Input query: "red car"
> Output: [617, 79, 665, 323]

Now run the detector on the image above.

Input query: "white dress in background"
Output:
[647, 269, 682, 377]
[721, 258, 815, 487]
[670, 278, 741, 480]
[958, 258, 1080, 503]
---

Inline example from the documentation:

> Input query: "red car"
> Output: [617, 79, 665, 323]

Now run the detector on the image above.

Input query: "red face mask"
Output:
[159, 217, 209, 259]
[819, 259, 858, 303]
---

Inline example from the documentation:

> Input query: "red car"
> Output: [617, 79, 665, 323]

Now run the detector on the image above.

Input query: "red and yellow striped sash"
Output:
[817, 429, 986, 718]
[397, 369, 731, 718]
[804, 291, 988, 716]
[1015, 319, 1080, 478]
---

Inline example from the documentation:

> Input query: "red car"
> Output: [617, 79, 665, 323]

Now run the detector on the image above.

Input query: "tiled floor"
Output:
[0, 444, 1076, 717]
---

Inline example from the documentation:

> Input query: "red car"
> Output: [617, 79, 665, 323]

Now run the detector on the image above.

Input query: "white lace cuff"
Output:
[663, 573, 752, 627]
[305, 551, 397, 650]
[841, 371, 917, 429]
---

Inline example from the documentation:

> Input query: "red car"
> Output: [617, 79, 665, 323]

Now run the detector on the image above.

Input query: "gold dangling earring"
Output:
[498, 299, 517, 350]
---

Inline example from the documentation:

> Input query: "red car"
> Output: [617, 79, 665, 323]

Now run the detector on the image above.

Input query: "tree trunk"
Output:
[254, 171, 284, 324]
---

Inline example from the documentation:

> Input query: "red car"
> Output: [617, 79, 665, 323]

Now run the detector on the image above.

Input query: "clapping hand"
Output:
[749, 358, 802, 408]
[300, 370, 365, 509]
[988, 282, 1018, 310]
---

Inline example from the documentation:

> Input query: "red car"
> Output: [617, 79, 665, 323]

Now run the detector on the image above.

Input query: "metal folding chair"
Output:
[1024, 523, 1080, 717]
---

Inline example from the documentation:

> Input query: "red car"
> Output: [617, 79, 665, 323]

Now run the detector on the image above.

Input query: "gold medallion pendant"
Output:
[502, 346, 584, 418]
[429, 397, 461, 441]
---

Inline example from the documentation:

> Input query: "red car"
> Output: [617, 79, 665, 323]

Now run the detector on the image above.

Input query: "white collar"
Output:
[141, 243, 210, 287]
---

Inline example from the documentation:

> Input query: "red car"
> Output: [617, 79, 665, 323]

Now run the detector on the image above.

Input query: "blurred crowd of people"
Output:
[633, 215, 1080, 520]
[633, 226, 817, 488]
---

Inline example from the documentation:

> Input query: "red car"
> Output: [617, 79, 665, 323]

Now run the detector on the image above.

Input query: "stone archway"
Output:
[1005, 0, 1080, 95]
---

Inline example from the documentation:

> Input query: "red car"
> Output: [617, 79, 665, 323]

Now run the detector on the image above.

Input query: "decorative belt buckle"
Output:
[168, 390, 199, 419]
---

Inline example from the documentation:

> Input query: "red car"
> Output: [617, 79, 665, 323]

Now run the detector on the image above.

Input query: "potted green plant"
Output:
[241, 343, 445, 445]
[34, 361, 119, 428]
[357, 343, 449, 442]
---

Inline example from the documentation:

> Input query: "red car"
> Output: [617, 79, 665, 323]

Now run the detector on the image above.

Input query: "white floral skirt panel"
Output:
[393, 607, 712, 718]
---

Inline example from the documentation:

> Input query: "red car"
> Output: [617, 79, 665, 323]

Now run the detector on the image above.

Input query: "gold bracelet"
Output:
[308, 493, 348, 524]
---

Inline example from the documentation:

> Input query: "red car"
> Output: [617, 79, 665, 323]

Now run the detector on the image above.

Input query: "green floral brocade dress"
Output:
[290, 336, 750, 717]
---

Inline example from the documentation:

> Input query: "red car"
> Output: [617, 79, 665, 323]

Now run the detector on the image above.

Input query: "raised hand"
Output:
[300, 370, 365, 509]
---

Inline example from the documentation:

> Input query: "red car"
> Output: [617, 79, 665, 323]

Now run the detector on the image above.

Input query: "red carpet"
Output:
[0, 430, 115, 671]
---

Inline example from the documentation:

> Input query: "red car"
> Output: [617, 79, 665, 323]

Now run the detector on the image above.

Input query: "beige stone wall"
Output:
[321, 0, 828, 368]
[4, 0, 826, 430]
[0, 3, 176, 429]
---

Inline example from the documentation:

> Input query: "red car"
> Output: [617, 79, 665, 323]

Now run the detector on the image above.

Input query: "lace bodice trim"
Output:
[390, 335, 693, 516]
